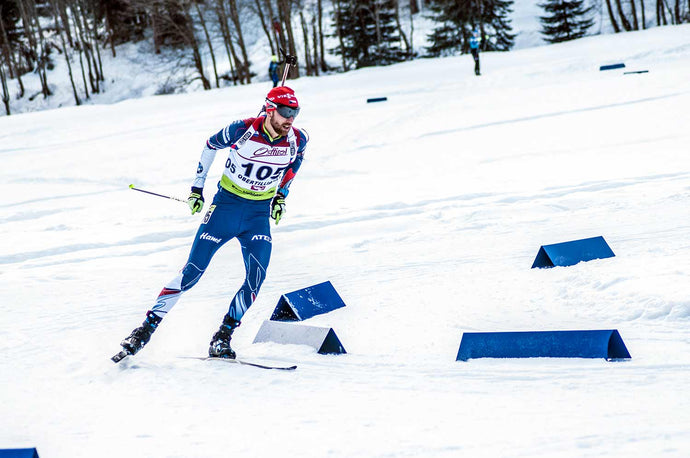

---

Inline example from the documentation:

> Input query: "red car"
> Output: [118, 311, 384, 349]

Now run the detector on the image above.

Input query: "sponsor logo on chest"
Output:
[237, 140, 291, 166]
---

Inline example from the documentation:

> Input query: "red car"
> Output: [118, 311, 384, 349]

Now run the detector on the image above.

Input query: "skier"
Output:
[469, 28, 481, 76]
[117, 86, 308, 360]
[269, 55, 280, 88]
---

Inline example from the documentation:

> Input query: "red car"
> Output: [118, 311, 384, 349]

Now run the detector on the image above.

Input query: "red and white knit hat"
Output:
[265, 86, 299, 111]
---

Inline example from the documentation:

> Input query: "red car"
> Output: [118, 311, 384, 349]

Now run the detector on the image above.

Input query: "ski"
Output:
[179, 356, 297, 371]
[111, 349, 131, 363]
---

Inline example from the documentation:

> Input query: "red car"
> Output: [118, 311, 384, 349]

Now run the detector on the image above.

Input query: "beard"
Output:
[269, 113, 292, 136]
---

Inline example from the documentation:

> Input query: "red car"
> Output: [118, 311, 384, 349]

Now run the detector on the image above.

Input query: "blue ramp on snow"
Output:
[531, 236, 615, 268]
[270, 281, 346, 321]
[253, 320, 346, 354]
[0, 449, 40, 458]
[456, 330, 631, 361]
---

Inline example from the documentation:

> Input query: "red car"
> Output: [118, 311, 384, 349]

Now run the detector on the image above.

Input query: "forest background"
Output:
[1, 0, 689, 116]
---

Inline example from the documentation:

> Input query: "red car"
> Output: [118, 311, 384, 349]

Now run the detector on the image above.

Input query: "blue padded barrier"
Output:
[0, 449, 40, 458]
[456, 330, 631, 361]
[253, 320, 346, 354]
[531, 236, 615, 268]
[600, 63, 625, 71]
[270, 281, 346, 321]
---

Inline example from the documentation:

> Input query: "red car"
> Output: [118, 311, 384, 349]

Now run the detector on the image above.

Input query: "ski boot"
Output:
[120, 311, 162, 356]
[208, 315, 240, 359]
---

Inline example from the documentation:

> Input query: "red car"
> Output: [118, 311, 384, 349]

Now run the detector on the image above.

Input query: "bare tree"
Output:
[393, 0, 411, 57]
[253, 0, 277, 55]
[277, 0, 298, 78]
[214, 0, 241, 85]
[614, 0, 633, 30]
[227, 0, 252, 83]
[605, 0, 622, 31]
[317, 0, 327, 71]
[299, 7, 314, 75]
[0, 2, 24, 96]
[52, 0, 81, 105]
[194, 1, 220, 88]
[1, 61, 10, 115]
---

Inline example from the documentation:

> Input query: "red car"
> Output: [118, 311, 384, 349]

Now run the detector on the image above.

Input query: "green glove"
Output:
[187, 187, 204, 215]
[270, 192, 286, 224]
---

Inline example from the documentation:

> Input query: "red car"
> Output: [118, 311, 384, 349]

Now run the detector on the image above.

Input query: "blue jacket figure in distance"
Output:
[269, 55, 280, 87]
[117, 86, 309, 361]
[470, 28, 481, 76]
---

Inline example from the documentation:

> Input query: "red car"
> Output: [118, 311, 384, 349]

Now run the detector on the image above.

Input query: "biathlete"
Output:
[117, 86, 308, 360]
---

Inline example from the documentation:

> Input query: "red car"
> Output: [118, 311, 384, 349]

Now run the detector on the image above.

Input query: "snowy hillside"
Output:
[2, 0, 650, 116]
[2, 24, 690, 457]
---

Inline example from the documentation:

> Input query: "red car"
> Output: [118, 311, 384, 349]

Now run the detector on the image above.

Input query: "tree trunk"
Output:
[278, 0, 298, 78]
[317, 0, 327, 71]
[182, 1, 211, 90]
[614, 0, 633, 30]
[52, 0, 80, 105]
[657, 0, 668, 24]
[394, 0, 411, 57]
[0, 62, 10, 115]
[333, 0, 347, 71]
[194, 1, 219, 88]
[67, 0, 92, 99]
[151, 0, 162, 54]
[81, 0, 104, 88]
[311, 11, 319, 76]
[33, 1, 52, 98]
[640, 0, 646, 29]
[103, 0, 117, 57]
[254, 0, 276, 55]
[299, 9, 313, 76]
[0, 4, 24, 96]
[630, 0, 639, 29]
[265, 0, 286, 53]
[214, 0, 239, 85]
[409, 0, 415, 57]
[228, 0, 251, 83]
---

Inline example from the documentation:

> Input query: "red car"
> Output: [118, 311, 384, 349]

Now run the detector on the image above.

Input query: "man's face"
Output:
[268, 108, 294, 136]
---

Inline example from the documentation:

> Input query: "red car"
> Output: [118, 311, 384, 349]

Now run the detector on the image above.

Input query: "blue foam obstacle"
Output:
[531, 236, 615, 268]
[600, 63, 625, 71]
[367, 96, 388, 103]
[270, 281, 346, 321]
[253, 320, 346, 354]
[456, 330, 631, 361]
[0, 449, 40, 458]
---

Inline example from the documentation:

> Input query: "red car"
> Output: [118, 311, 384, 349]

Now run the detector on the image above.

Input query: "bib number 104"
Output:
[226, 158, 284, 181]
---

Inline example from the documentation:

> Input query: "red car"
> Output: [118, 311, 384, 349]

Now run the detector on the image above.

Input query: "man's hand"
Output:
[187, 187, 204, 215]
[270, 192, 286, 224]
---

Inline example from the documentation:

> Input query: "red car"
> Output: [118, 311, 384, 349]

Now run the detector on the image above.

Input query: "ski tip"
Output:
[111, 350, 130, 363]
[128, 184, 135, 189]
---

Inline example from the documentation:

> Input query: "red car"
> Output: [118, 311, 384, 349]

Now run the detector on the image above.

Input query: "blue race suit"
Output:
[150, 116, 308, 322]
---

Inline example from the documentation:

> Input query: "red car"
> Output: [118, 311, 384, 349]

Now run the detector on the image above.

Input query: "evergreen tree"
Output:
[539, 0, 594, 43]
[481, 0, 515, 51]
[331, 0, 407, 69]
[425, 0, 470, 56]
[425, 0, 514, 57]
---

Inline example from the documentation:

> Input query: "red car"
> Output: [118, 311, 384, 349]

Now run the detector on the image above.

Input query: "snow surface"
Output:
[2, 24, 690, 458]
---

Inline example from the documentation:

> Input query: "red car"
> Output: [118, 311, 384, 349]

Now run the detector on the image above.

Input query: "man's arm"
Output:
[192, 119, 252, 189]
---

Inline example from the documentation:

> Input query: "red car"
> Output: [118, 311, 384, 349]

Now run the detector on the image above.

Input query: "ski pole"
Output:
[128, 184, 187, 203]
[279, 47, 297, 86]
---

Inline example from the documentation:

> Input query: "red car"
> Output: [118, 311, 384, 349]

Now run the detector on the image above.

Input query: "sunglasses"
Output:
[275, 104, 300, 118]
